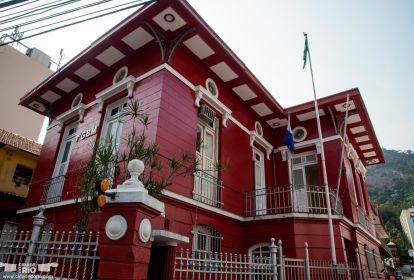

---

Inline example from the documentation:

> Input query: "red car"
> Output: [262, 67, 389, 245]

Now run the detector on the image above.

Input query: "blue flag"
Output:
[284, 114, 295, 153]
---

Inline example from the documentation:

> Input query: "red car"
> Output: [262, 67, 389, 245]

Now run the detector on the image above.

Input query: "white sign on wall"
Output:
[75, 126, 98, 142]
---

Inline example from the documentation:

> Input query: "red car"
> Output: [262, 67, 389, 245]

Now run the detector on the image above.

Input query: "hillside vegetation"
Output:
[367, 148, 414, 259]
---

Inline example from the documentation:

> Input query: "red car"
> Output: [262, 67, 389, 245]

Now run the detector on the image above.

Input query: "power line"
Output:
[0, 0, 79, 24]
[0, 0, 157, 47]
[23, 0, 148, 33]
[0, 0, 34, 10]
[0, 0, 65, 18]
[0, 0, 113, 30]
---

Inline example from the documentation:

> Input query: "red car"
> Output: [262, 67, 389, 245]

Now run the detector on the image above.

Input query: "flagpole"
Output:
[305, 33, 337, 264]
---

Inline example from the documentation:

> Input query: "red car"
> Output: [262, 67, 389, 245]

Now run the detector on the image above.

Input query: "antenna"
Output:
[56, 48, 64, 69]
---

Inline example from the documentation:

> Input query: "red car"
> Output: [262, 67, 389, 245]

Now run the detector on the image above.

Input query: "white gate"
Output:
[0, 206, 99, 280]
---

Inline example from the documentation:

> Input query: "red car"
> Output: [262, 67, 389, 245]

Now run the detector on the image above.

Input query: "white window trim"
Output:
[252, 147, 265, 187]
[288, 150, 319, 184]
[275, 135, 341, 161]
[100, 97, 128, 142]
[96, 75, 135, 113]
[194, 85, 231, 128]
[55, 103, 86, 133]
[249, 131, 273, 160]
[53, 121, 78, 177]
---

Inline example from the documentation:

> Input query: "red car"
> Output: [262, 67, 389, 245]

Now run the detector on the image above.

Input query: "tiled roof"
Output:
[0, 128, 42, 156]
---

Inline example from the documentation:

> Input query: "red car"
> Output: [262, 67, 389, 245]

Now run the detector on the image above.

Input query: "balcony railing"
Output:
[245, 184, 344, 217]
[192, 171, 223, 208]
[40, 175, 66, 205]
[366, 215, 375, 234]
[357, 206, 366, 227]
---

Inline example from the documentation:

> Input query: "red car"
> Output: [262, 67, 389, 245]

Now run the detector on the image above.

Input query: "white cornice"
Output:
[95, 75, 135, 112]
[249, 131, 273, 160]
[194, 85, 232, 127]
[55, 103, 86, 132]
[275, 135, 341, 161]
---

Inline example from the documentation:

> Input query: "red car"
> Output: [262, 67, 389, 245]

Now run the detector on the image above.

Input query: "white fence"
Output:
[193, 171, 224, 208]
[245, 185, 344, 217]
[0, 206, 99, 280]
[174, 239, 369, 280]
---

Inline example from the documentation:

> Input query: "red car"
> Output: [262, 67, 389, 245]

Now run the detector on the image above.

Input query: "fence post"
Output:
[278, 240, 284, 280]
[269, 238, 278, 280]
[304, 243, 310, 280]
[23, 206, 46, 279]
[355, 248, 364, 280]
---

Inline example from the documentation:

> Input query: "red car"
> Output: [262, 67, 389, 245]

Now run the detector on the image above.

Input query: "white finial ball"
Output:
[128, 159, 144, 174]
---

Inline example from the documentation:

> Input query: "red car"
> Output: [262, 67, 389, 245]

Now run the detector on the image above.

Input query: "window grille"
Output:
[13, 164, 34, 185]
[364, 245, 377, 278]
[191, 225, 222, 254]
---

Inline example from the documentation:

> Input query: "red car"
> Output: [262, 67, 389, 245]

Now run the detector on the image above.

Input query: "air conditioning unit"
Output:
[198, 104, 216, 124]
[26, 47, 51, 68]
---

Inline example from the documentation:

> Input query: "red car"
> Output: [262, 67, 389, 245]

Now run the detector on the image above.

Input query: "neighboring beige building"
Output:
[0, 42, 53, 141]
[400, 208, 414, 249]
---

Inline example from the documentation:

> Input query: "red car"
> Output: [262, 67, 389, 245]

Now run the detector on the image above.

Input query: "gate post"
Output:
[304, 243, 310, 280]
[22, 206, 46, 279]
[269, 238, 278, 280]
[25, 206, 46, 264]
[278, 240, 284, 280]
[355, 248, 364, 280]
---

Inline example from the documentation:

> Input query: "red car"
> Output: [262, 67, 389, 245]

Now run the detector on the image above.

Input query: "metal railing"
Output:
[174, 239, 369, 280]
[366, 216, 374, 235]
[357, 206, 366, 228]
[0, 206, 99, 280]
[40, 175, 66, 205]
[193, 171, 223, 208]
[245, 185, 344, 217]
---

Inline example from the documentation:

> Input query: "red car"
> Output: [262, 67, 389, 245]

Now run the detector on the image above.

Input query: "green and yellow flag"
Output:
[303, 36, 309, 69]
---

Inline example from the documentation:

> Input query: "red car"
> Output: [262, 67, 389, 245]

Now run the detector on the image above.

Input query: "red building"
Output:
[16, 0, 385, 278]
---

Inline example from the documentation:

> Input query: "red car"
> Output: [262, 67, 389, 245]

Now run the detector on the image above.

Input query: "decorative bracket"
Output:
[361, 156, 379, 167]
[55, 104, 86, 133]
[126, 80, 135, 98]
[97, 98, 105, 113]
[194, 85, 232, 128]
[167, 27, 196, 65]
[336, 110, 360, 134]
[143, 20, 167, 64]
[249, 131, 273, 160]
[315, 142, 322, 154]
[326, 106, 338, 135]
[274, 148, 287, 161]
[34, 97, 55, 125]
[222, 112, 230, 128]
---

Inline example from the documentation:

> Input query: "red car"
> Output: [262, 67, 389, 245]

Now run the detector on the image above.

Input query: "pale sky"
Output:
[4, 0, 413, 150]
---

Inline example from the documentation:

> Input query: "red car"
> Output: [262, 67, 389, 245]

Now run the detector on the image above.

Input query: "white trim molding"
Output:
[249, 131, 273, 160]
[194, 85, 232, 127]
[55, 103, 86, 132]
[274, 135, 341, 161]
[96, 75, 135, 112]
[345, 143, 359, 163]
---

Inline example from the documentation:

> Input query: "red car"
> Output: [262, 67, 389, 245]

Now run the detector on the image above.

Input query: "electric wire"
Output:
[0, 0, 113, 30]
[23, 0, 148, 33]
[0, 0, 39, 14]
[0, 0, 157, 47]
[0, 0, 80, 24]
[0, 0, 68, 19]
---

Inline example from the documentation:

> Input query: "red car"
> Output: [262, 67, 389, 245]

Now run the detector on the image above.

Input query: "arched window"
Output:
[191, 225, 221, 254]
[364, 245, 377, 278]
[373, 249, 383, 277]
[248, 243, 271, 258]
